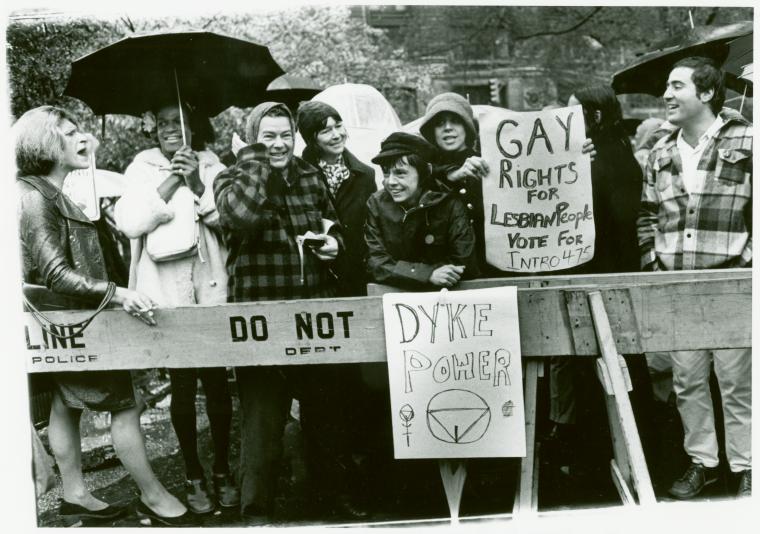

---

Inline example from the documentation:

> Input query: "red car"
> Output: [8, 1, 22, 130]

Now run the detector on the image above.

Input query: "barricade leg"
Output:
[513, 358, 540, 514]
[587, 291, 656, 505]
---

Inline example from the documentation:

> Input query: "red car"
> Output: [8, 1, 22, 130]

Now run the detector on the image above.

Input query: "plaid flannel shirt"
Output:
[213, 146, 342, 302]
[637, 109, 752, 271]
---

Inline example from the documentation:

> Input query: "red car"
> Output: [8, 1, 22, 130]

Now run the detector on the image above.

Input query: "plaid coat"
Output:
[637, 109, 752, 271]
[213, 146, 342, 302]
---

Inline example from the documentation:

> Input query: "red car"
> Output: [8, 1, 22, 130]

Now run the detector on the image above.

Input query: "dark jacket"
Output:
[365, 188, 479, 289]
[431, 147, 490, 275]
[586, 131, 643, 274]
[302, 146, 377, 296]
[17, 175, 111, 303]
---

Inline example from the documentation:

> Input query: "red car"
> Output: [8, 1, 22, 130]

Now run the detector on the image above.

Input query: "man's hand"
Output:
[428, 264, 465, 287]
[172, 146, 203, 196]
[449, 156, 490, 182]
[312, 234, 339, 261]
[582, 138, 597, 162]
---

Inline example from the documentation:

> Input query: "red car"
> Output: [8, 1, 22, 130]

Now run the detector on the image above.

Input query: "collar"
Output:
[18, 174, 92, 223]
[135, 147, 218, 170]
[17, 174, 62, 200]
[318, 154, 347, 170]
[676, 115, 724, 150]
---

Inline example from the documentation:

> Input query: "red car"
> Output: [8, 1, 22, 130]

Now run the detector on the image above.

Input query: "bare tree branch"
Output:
[201, 13, 221, 30]
[512, 7, 604, 42]
[703, 7, 720, 26]
[120, 16, 135, 33]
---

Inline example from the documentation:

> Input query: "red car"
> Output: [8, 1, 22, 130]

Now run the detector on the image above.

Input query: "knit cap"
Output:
[418, 92, 477, 148]
[296, 101, 343, 146]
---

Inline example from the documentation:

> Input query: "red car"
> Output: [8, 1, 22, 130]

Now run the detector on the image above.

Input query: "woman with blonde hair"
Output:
[15, 105, 190, 526]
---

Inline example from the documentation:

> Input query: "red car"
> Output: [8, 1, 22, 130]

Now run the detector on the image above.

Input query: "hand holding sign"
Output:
[448, 156, 490, 182]
[480, 105, 595, 272]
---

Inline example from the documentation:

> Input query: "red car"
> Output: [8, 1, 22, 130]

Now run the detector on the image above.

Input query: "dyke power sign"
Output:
[480, 105, 594, 272]
[382, 287, 526, 458]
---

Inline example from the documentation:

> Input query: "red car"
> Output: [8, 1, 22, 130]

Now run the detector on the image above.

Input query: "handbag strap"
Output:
[23, 282, 117, 341]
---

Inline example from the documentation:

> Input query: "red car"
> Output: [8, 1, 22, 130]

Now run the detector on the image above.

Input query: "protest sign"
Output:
[382, 287, 525, 459]
[480, 105, 594, 272]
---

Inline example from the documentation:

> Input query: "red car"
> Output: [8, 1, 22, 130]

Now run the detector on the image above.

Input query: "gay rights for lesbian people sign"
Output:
[480, 106, 594, 272]
[382, 287, 525, 459]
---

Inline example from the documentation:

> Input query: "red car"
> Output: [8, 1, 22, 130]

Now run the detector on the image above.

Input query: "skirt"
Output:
[54, 370, 136, 412]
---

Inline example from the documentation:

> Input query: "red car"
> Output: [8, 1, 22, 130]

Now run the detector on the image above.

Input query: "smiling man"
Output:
[213, 102, 345, 523]
[637, 57, 752, 499]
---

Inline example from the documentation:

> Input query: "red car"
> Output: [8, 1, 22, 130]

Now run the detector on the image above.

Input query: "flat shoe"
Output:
[136, 500, 195, 527]
[59, 500, 129, 520]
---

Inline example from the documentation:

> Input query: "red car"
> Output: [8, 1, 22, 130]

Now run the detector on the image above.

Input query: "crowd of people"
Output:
[14, 55, 751, 526]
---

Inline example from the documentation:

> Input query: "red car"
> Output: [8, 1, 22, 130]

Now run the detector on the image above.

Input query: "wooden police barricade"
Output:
[23, 269, 752, 519]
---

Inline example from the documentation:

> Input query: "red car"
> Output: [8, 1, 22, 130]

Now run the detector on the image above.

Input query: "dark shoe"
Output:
[58, 500, 129, 525]
[668, 463, 719, 500]
[135, 500, 195, 527]
[332, 494, 370, 520]
[737, 469, 751, 498]
[212, 472, 240, 509]
[185, 478, 214, 514]
[241, 505, 271, 526]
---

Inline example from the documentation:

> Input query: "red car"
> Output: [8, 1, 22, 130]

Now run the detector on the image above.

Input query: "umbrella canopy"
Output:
[266, 74, 322, 109]
[64, 30, 284, 117]
[612, 21, 753, 97]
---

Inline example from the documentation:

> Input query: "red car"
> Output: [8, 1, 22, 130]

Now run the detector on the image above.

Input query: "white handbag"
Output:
[145, 186, 199, 262]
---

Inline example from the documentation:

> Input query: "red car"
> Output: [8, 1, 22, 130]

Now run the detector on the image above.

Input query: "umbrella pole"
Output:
[739, 85, 746, 115]
[174, 68, 188, 146]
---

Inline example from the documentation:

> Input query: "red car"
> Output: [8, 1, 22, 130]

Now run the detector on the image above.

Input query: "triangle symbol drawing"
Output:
[429, 408, 489, 443]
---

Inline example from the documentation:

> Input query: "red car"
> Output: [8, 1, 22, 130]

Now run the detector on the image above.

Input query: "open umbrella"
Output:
[64, 30, 284, 118]
[265, 74, 323, 110]
[612, 21, 753, 97]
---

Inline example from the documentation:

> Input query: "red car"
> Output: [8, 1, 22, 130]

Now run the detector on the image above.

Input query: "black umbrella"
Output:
[612, 21, 753, 97]
[64, 30, 284, 118]
[265, 74, 323, 109]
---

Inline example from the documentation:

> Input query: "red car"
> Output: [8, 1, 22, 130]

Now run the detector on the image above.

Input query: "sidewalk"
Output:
[32, 376, 743, 527]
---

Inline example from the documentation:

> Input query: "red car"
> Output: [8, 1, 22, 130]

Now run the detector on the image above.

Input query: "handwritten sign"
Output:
[480, 106, 594, 272]
[382, 287, 525, 459]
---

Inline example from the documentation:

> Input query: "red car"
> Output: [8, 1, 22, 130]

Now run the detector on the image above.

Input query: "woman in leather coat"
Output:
[15, 106, 191, 527]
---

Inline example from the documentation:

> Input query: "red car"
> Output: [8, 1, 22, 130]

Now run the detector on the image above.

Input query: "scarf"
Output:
[318, 155, 351, 196]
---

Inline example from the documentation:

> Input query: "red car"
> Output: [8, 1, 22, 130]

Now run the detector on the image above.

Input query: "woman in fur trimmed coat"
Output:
[114, 102, 238, 513]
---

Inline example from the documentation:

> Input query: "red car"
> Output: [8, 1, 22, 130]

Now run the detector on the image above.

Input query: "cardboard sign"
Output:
[382, 287, 526, 459]
[480, 105, 594, 272]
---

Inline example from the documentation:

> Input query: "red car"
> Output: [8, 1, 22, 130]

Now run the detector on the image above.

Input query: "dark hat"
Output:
[418, 92, 477, 148]
[371, 132, 438, 165]
[296, 101, 342, 145]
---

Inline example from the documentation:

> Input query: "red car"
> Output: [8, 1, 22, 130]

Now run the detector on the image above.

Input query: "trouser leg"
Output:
[671, 350, 718, 467]
[549, 356, 576, 425]
[235, 366, 290, 517]
[291, 365, 349, 504]
[168, 368, 204, 480]
[198, 367, 233, 475]
[712, 348, 751, 472]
